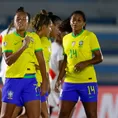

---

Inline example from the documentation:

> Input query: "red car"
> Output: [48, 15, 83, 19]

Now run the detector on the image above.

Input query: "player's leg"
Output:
[17, 107, 27, 118]
[23, 77, 41, 118]
[40, 92, 49, 118]
[41, 102, 49, 118]
[0, 79, 22, 118]
[82, 102, 97, 118]
[0, 102, 16, 118]
[69, 106, 75, 118]
[25, 100, 40, 118]
[80, 83, 98, 118]
[58, 100, 76, 118]
[17, 114, 27, 118]
[11, 106, 23, 118]
[58, 82, 79, 118]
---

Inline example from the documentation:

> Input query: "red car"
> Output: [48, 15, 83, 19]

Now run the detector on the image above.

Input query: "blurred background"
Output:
[0, 0, 118, 118]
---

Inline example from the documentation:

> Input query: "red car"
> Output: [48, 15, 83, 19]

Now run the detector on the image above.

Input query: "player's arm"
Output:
[35, 51, 47, 95]
[74, 33, 103, 72]
[55, 54, 67, 92]
[57, 47, 64, 71]
[34, 33, 47, 95]
[3, 36, 30, 66]
[88, 49, 103, 64]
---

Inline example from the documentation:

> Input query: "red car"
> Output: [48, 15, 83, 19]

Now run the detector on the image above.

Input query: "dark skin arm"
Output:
[58, 60, 63, 71]
[35, 51, 47, 96]
[35, 63, 51, 94]
[55, 55, 67, 92]
[3, 36, 31, 66]
[74, 50, 103, 72]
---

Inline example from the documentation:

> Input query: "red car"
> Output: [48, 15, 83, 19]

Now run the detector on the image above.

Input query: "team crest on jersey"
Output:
[7, 91, 14, 99]
[3, 42, 7, 46]
[72, 41, 76, 47]
[79, 41, 83, 46]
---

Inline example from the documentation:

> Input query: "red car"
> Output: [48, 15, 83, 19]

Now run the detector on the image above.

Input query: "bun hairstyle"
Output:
[40, 9, 48, 15]
[16, 7, 25, 13]
[48, 12, 53, 16]
[31, 9, 51, 31]
[48, 12, 61, 25]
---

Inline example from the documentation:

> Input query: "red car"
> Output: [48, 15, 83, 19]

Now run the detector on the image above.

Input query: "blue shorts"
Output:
[60, 82, 98, 102]
[2, 75, 41, 107]
[41, 92, 48, 103]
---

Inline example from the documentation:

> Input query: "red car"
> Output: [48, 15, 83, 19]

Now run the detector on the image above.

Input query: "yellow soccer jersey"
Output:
[2, 31, 42, 78]
[63, 30, 100, 83]
[35, 37, 51, 86]
[41, 37, 51, 71]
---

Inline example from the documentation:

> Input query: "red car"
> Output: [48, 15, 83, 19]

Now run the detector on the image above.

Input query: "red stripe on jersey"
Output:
[49, 68, 56, 80]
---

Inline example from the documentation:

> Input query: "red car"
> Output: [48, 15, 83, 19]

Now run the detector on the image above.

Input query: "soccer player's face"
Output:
[50, 20, 61, 39]
[42, 23, 52, 37]
[14, 12, 29, 31]
[46, 24, 52, 37]
[70, 14, 85, 32]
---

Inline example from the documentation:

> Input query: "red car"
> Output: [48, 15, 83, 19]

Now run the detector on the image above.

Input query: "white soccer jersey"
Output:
[49, 42, 64, 81]
[48, 41, 64, 107]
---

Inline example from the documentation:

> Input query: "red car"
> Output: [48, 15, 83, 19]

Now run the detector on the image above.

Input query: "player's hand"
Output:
[74, 61, 88, 72]
[41, 81, 47, 96]
[22, 36, 33, 48]
[55, 79, 61, 93]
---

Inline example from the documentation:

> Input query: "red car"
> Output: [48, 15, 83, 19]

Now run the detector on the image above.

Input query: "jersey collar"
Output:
[14, 31, 27, 38]
[72, 29, 84, 38]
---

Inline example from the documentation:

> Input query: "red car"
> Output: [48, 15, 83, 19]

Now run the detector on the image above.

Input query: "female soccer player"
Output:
[31, 11, 52, 118]
[55, 10, 103, 118]
[1, 7, 47, 118]
[46, 12, 63, 115]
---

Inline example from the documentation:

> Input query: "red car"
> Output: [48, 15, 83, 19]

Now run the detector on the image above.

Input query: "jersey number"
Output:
[69, 49, 77, 58]
[87, 86, 95, 95]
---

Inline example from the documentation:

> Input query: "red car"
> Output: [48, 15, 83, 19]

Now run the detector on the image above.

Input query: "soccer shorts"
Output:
[2, 74, 41, 106]
[60, 82, 98, 102]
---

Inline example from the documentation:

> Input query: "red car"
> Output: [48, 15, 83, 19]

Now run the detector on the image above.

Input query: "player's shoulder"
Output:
[42, 37, 51, 44]
[27, 31, 37, 36]
[84, 30, 96, 37]
[63, 32, 72, 40]
[2, 32, 14, 40]
[27, 32, 40, 40]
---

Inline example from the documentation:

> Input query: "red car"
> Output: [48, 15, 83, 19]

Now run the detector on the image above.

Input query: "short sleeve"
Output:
[32, 33, 43, 52]
[2, 35, 13, 53]
[89, 32, 101, 52]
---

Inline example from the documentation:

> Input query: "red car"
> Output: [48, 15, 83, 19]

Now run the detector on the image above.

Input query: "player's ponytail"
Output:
[7, 21, 14, 34]
[31, 11, 51, 31]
